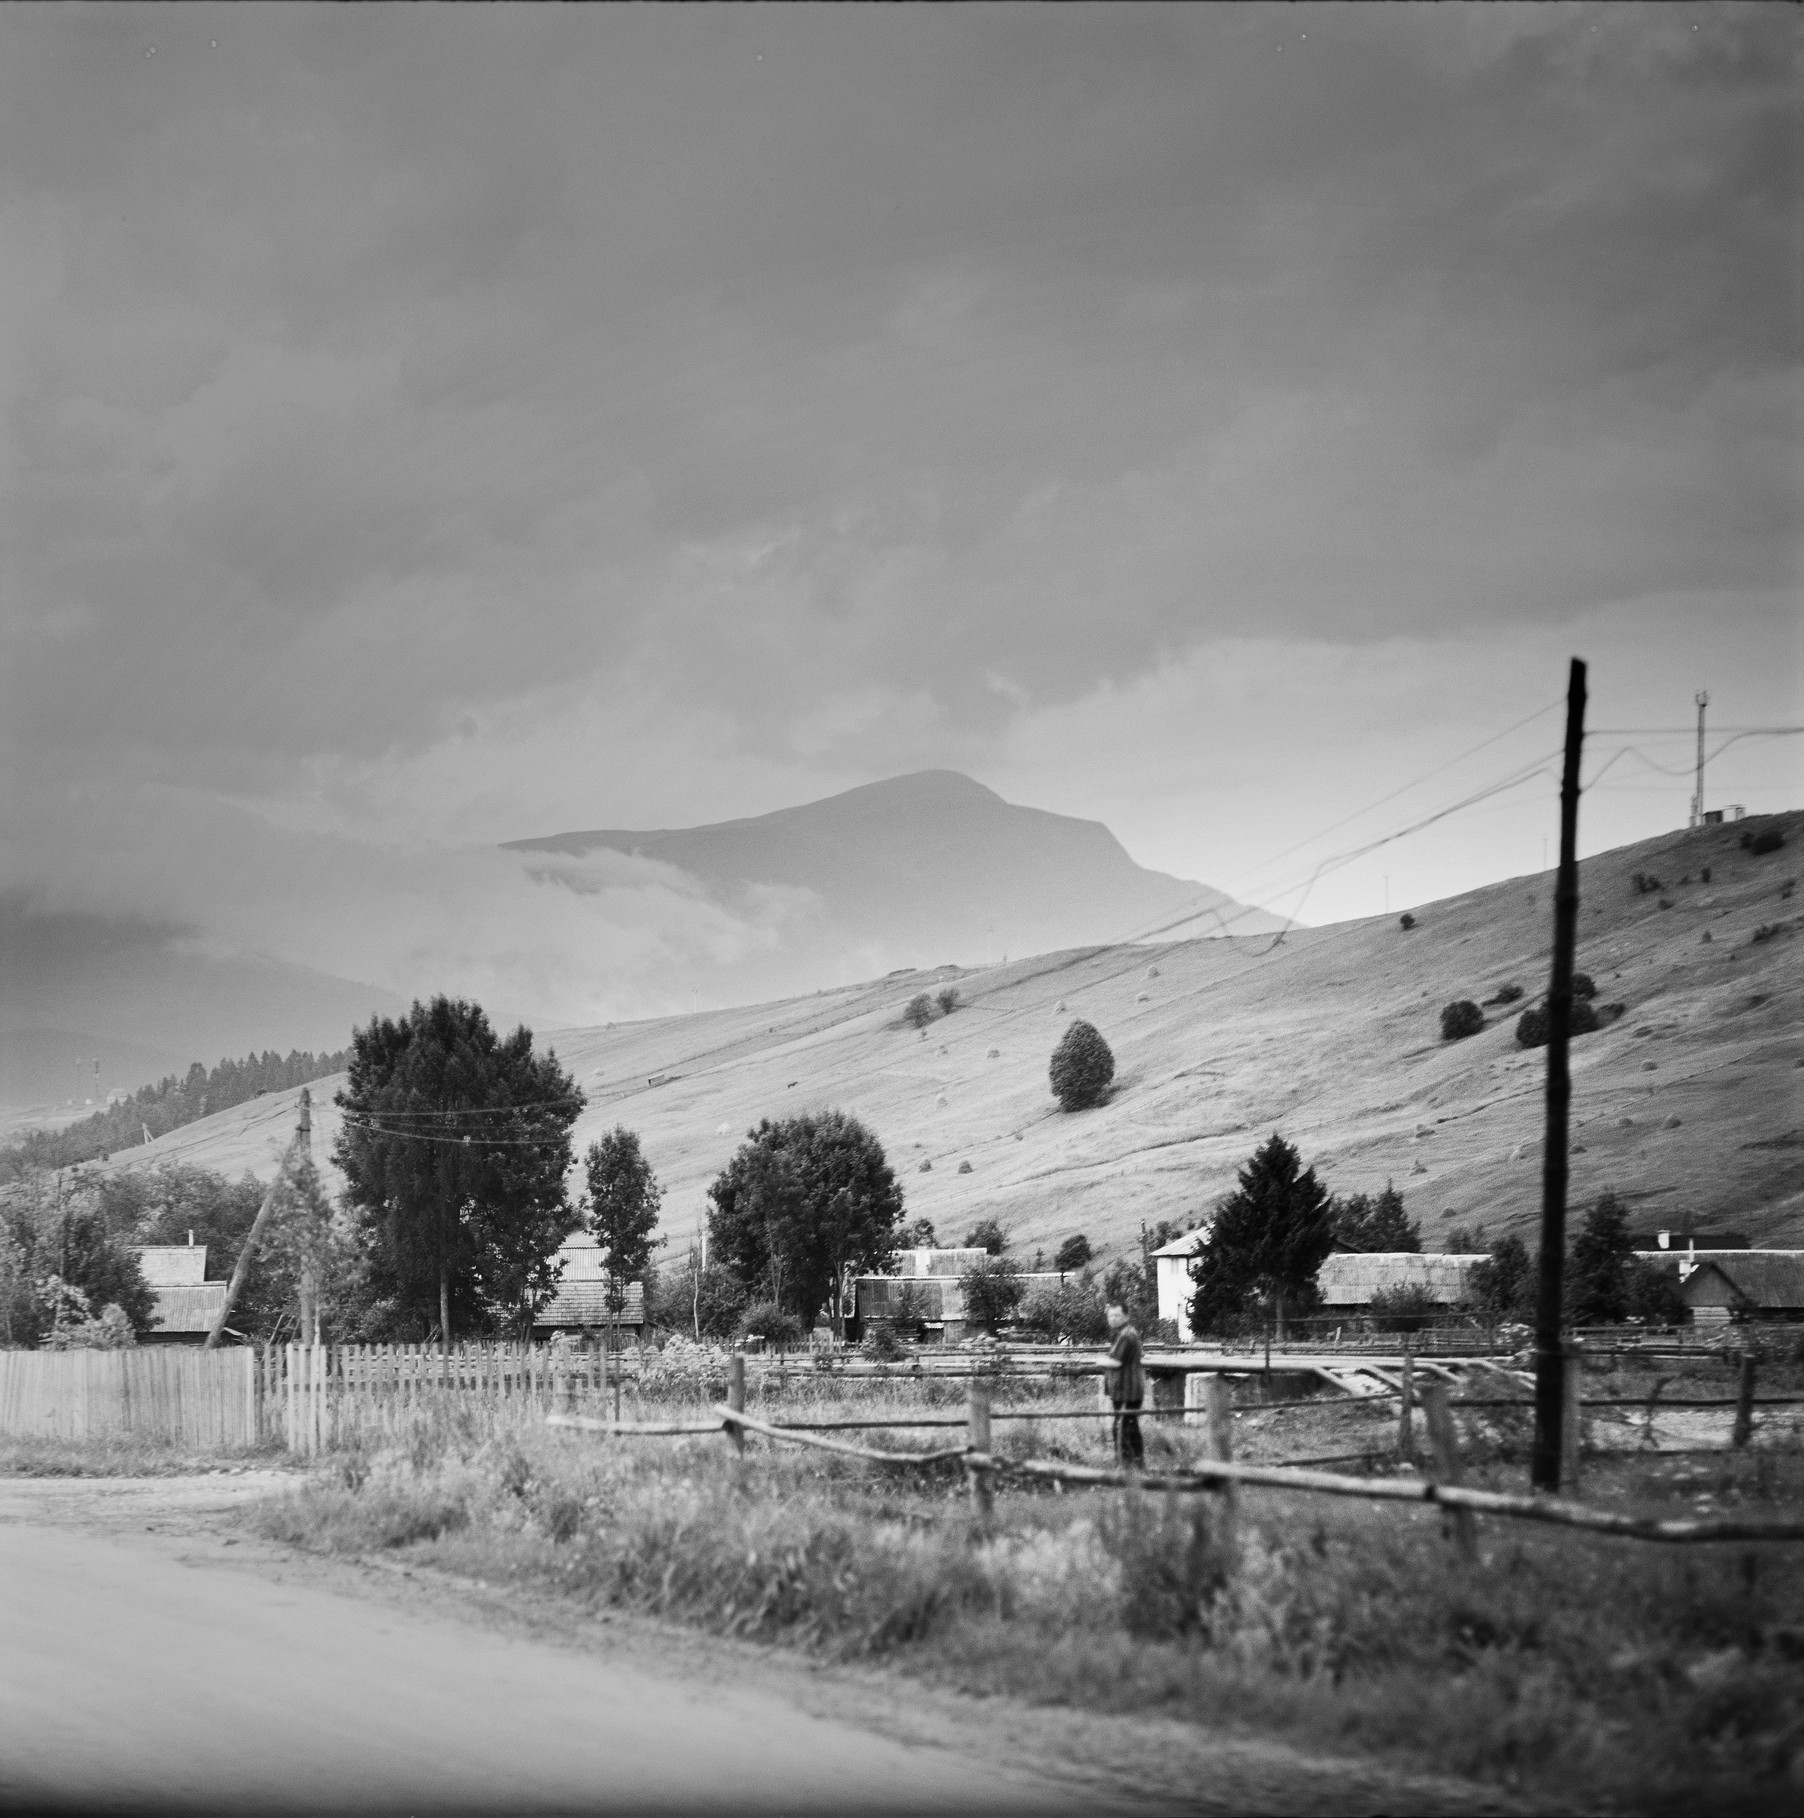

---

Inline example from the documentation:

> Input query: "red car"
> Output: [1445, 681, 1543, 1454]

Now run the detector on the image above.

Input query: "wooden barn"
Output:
[531, 1233, 646, 1338]
[1681, 1255, 1804, 1327]
[135, 1244, 226, 1345]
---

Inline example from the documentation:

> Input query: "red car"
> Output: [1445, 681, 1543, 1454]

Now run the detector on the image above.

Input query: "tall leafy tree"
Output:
[1330, 1183, 1420, 1252]
[1189, 1134, 1335, 1339]
[333, 997, 583, 1344]
[584, 1128, 662, 1319]
[706, 1110, 904, 1328]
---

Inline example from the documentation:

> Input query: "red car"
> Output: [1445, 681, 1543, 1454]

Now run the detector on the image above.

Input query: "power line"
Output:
[1223, 698, 1564, 892]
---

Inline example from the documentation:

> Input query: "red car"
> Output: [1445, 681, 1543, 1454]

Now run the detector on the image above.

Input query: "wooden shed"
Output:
[135, 1245, 227, 1345]
[531, 1234, 647, 1337]
[1681, 1256, 1804, 1327]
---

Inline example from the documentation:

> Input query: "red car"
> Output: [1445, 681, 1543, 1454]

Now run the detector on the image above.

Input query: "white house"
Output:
[1152, 1227, 1210, 1341]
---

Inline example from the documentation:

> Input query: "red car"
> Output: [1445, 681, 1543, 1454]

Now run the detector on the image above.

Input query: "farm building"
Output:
[135, 1244, 226, 1345]
[1151, 1227, 1210, 1341]
[1681, 1256, 1804, 1327]
[1315, 1252, 1488, 1314]
[531, 1233, 646, 1338]
[853, 1248, 1073, 1342]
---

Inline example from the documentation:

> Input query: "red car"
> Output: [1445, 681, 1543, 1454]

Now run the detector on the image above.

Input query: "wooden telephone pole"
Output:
[205, 1088, 310, 1349]
[1532, 662, 1586, 1492]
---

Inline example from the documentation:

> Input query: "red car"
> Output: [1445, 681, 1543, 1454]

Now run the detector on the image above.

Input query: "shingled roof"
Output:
[533, 1234, 646, 1328]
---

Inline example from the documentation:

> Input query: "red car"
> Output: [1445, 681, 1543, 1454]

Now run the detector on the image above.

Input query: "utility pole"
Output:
[1689, 690, 1708, 828]
[296, 1086, 317, 1346]
[1532, 660, 1587, 1492]
[206, 1088, 309, 1348]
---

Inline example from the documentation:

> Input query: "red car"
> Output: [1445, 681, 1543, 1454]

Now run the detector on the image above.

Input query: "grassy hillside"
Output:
[105, 812, 1804, 1271]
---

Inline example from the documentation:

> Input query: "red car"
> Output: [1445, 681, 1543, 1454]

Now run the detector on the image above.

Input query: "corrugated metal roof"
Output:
[1682, 1256, 1804, 1310]
[890, 1248, 990, 1278]
[149, 1283, 227, 1333]
[1151, 1228, 1210, 1258]
[1316, 1253, 1487, 1307]
[138, 1246, 209, 1286]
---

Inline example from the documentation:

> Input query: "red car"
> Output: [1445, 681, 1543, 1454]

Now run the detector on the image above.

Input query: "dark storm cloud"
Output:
[0, 4, 1792, 788]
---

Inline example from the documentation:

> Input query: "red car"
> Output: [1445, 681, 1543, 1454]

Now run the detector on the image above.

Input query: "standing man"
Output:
[1105, 1299, 1145, 1468]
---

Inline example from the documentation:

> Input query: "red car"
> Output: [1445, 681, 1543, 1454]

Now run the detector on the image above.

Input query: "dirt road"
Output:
[0, 1474, 1529, 1816]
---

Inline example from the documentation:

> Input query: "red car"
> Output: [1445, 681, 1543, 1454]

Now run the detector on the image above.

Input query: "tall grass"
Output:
[250, 1389, 1804, 1813]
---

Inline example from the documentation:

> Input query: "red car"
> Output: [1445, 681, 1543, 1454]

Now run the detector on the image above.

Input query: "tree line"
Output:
[0, 1046, 351, 1176]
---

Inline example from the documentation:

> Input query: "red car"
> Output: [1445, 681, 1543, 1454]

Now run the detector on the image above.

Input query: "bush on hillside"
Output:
[903, 993, 935, 1029]
[1572, 972, 1597, 999]
[1484, 982, 1524, 1006]
[1049, 1020, 1115, 1112]
[1398, 913, 1417, 931]
[1514, 999, 1601, 1048]
[1749, 828, 1784, 856]
[935, 986, 960, 1015]
[1053, 1233, 1093, 1273]
[1440, 1000, 1484, 1042]
[1632, 872, 1663, 896]
[964, 1217, 1009, 1257]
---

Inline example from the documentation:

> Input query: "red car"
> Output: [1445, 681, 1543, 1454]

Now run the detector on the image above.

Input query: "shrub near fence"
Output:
[0, 1346, 258, 1448]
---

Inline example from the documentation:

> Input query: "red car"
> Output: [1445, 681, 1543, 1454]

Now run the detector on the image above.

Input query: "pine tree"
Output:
[1189, 1134, 1335, 1339]
[1568, 1191, 1636, 1325]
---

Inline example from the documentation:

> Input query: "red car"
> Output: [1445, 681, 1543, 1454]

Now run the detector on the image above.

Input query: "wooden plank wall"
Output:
[0, 1346, 257, 1446]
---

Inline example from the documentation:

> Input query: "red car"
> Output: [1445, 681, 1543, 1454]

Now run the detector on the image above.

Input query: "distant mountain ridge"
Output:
[507, 770, 1288, 968]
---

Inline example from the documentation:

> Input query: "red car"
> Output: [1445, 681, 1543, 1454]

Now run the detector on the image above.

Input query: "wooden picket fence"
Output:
[265, 1341, 631, 1455]
[0, 1345, 258, 1447]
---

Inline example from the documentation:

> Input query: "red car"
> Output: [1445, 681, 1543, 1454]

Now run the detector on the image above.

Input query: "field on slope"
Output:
[105, 813, 1804, 1270]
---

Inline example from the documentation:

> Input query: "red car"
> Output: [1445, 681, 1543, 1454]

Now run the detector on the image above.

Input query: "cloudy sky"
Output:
[2, 3, 1797, 1033]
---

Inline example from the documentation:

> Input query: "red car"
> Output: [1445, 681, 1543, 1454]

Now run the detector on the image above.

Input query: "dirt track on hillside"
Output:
[0, 1473, 1537, 1817]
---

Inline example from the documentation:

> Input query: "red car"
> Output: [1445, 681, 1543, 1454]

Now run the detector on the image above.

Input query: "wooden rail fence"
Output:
[544, 1360, 1804, 1549]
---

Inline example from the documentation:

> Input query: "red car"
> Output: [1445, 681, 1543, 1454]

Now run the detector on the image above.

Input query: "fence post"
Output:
[1204, 1374, 1237, 1554]
[966, 1380, 993, 1523]
[1561, 1338, 1584, 1494]
[1732, 1351, 1757, 1450]
[727, 1352, 746, 1454]
[1398, 1342, 1416, 1461]
[1421, 1383, 1478, 1563]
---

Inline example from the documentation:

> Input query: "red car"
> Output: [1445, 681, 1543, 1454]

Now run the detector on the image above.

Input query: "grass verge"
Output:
[248, 1394, 1804, 1814]
[0, 1433, 282, 1476]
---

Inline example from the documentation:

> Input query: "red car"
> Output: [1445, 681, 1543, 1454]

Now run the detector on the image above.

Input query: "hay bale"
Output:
[986, 1047, 1000, 1059]
[957, 1160, 972, 1174]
